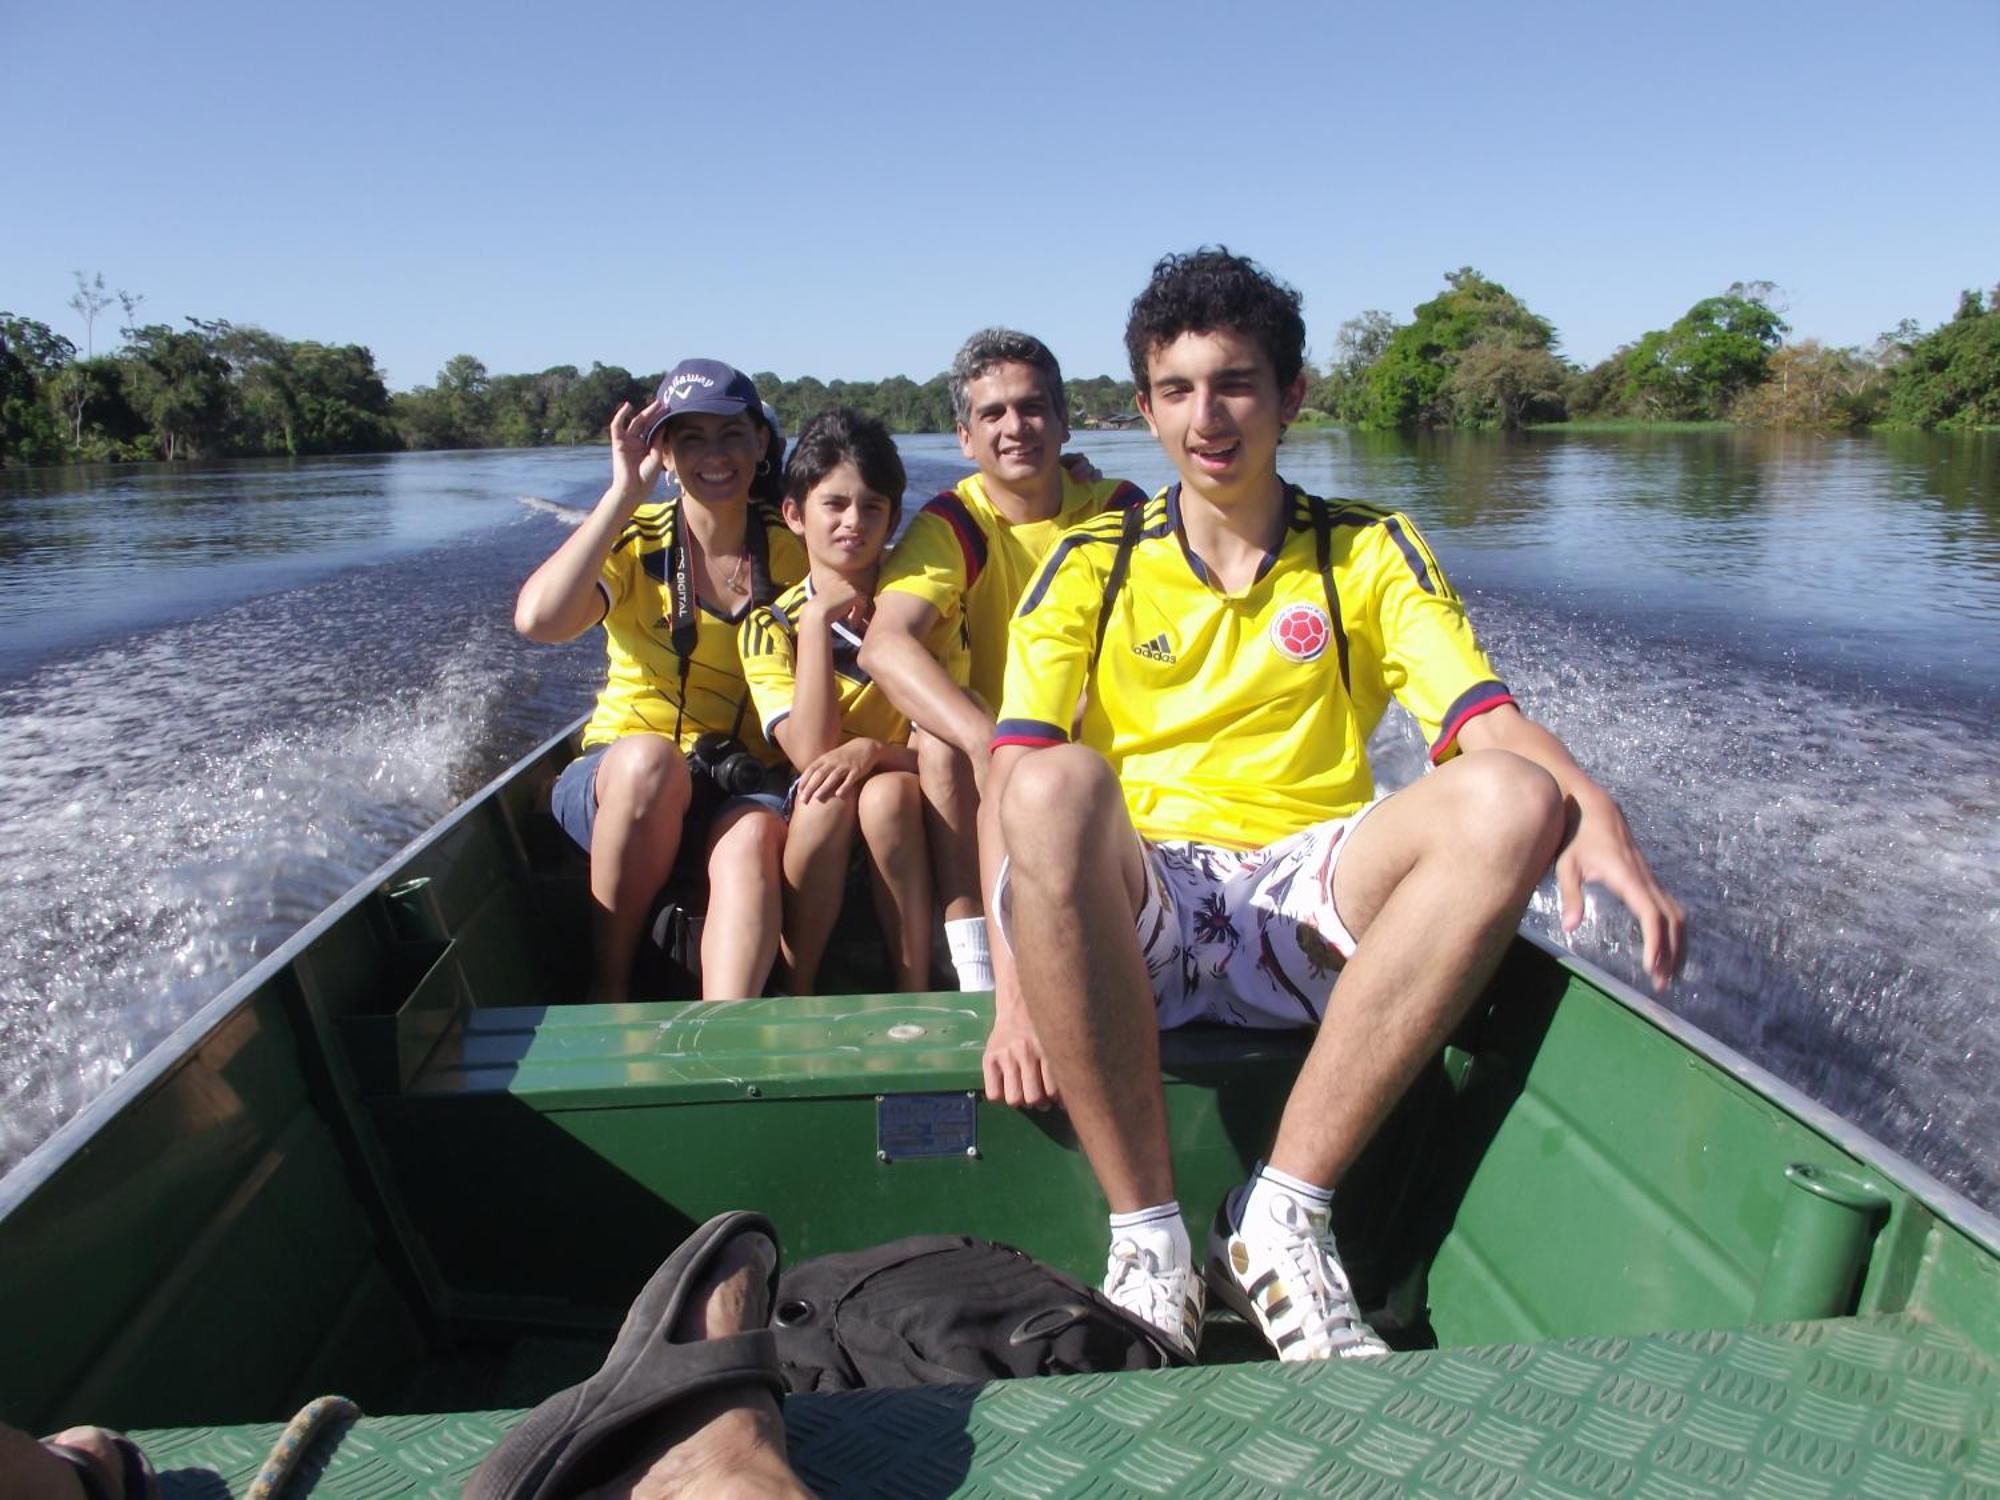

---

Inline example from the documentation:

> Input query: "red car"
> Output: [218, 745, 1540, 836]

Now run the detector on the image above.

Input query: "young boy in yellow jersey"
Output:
[859, 329, 1142, 1091]
[989, 250, 1687, 1362]
[740, 408, 945, 994]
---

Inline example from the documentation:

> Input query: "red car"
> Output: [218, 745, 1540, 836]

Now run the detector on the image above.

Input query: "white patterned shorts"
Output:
[995, 803, 1379, 1031]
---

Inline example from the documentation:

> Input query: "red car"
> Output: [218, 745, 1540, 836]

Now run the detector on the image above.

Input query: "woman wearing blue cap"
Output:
[516, 359, 805, 1001]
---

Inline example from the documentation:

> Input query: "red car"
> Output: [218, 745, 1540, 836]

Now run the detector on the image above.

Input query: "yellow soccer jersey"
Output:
[995, 485, 1514, 849]
[878, 470, 1144, 709]
[739, 577, 959, 754]
[581, 498, 807, 760]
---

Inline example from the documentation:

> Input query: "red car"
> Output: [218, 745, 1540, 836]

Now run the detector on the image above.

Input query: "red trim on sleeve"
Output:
[993, 717, 1069, 751]
[1429, 691, 1516, 764]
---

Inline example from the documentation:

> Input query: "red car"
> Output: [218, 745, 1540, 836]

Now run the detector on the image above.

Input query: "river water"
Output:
[2, 430, 1995, 1211]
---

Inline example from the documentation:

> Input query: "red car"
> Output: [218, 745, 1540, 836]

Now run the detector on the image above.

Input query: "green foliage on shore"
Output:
[1, 315, 74, 465]
[1331, 270, 1995, 435]
[1525, 418, 1738, 432]
[390, 356, 653, 451]
[0, 286, 1142, 467]
[1884, 290, 2000, 430]
[3, 308, 403, 465]
[1303, 310, 1395, 424]
[749, 369, 1139, 437]
[1571, 286, 1789, 423]
[1730, 340, 1891, 430]
[6, 268, 1998, 468]
[1358, 269, 1562, 431]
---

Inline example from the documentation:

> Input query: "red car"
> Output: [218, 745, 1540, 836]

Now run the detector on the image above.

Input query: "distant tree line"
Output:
[2, 297, 409, 467]
[1302, 268, 2000, 433]
[0, 279, 1143, 468]
[749, 370, 1140, 438]
[4, 268, 1996, 468]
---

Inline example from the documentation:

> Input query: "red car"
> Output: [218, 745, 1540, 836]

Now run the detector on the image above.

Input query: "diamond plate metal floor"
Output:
[134, 1314, 1996, 1498]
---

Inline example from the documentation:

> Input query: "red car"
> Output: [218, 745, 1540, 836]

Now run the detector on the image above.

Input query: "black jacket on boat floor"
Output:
[771, 1235, 1189, 1392]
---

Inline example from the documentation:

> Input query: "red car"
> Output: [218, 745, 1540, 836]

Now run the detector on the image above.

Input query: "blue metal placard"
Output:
[876, 1091, 977, 1161]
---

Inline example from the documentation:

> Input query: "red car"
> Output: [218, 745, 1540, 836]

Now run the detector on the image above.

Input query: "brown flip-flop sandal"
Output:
[41, 1433, 161, 1500]
[464, 1211, 786, 1500]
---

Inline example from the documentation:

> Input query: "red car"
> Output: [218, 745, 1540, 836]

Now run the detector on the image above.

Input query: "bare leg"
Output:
[1268, 750, 1564, 1186]
[779, 788, 860, 994]
[997, 745, 1163, 1208]
[700, 806, 786, 1001]
[858, 770, 932, 991]
[577, 1235, 811, 1500]
[589, 736, 693, 1003]
[915, 729, 982, 925]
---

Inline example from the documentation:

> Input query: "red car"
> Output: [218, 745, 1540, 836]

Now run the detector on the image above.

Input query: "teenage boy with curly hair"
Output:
[987, 249, 1685, 1360]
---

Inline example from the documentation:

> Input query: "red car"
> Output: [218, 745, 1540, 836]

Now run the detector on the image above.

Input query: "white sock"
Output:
[944, 917, 993, 991]
[1233, 1162, 1334, 1233]
[1109, 1202, 1191, 1272]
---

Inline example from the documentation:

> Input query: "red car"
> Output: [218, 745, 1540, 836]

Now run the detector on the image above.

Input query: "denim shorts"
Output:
[551, 741, 789, 860]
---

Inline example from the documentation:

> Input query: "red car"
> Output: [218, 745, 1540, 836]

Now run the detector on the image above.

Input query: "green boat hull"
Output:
[3, 722, 1993, 1493]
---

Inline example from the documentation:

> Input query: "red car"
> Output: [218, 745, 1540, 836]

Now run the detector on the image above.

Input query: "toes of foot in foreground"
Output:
[463, 1210, 811, 1500]
[0, 1424, 161, 1500]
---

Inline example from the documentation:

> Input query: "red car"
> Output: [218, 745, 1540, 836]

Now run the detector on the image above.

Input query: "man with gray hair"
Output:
[860, 329, 1143, 1100]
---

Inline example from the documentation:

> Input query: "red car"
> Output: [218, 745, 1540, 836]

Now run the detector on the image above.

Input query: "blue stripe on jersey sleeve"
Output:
[1383, 515, 1436, 594]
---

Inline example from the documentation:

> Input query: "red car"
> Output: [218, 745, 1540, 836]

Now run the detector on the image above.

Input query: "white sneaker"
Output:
[1102, 1237, 1204, 1360]
[1207, 1193, 1390, 1361]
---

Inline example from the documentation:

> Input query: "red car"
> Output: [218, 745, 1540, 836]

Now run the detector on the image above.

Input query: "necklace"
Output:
[694, 536, 750, 595]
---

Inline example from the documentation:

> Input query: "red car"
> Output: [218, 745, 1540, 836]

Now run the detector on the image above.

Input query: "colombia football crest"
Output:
[1270, 602, 1331, 663]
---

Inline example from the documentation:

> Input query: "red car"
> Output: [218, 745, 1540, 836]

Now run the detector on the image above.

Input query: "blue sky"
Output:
[5, 0, 1995, 390]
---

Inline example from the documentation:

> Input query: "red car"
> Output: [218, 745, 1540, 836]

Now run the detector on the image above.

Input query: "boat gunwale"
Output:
[5, 717, 1997, 1269]
[1514, 927, 2000, 1258]
[0, 714, 587, 1216]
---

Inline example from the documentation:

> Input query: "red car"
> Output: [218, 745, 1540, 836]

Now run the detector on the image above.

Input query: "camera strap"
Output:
[660, 499, 780, 744]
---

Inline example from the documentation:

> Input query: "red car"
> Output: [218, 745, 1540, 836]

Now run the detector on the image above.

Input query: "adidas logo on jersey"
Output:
[1132, 632, 1177, 664]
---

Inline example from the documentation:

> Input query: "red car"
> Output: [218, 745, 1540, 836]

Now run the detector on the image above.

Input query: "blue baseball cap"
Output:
[641, 358, 764, 446]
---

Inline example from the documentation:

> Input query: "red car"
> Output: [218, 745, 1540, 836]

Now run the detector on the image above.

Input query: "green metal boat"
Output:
[3, 724, 1995, 1497]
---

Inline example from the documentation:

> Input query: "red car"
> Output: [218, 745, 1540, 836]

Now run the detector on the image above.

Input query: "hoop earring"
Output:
[756, 459, 772, 476]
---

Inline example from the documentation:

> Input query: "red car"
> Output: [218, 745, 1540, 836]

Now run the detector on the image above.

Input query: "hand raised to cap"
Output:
[609, 400, 667, 503]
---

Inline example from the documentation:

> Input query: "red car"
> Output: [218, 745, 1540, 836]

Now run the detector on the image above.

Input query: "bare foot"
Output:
[0, 1424, 158, 1500]
[577, 1233, 813, 1500]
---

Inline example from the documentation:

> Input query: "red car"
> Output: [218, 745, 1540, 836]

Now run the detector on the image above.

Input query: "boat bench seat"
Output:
[130, 1312, 1997, 1498]
[366, 992, 1447, 1314]
[406, 990, 1316, 1106]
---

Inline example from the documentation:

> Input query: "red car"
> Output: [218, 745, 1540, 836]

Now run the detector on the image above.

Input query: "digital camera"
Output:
[688, 732, 787, 798]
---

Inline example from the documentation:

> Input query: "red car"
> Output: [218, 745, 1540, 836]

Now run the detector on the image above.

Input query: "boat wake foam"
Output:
[517, 495, 587, 527]
[0, 529, 601, 1178]
[1430, 592, 2000, 1204]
